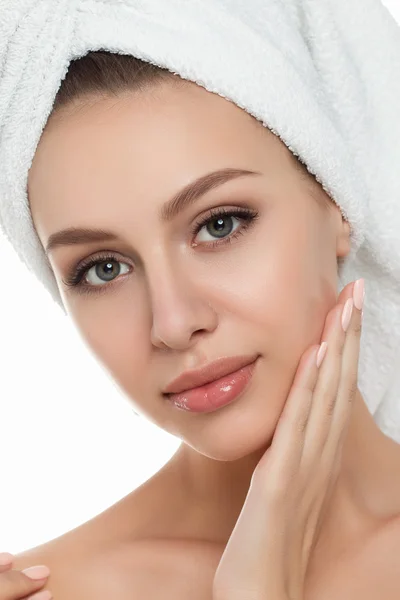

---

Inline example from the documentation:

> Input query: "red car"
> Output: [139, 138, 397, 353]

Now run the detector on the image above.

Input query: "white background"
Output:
[0, 0, 399, 554]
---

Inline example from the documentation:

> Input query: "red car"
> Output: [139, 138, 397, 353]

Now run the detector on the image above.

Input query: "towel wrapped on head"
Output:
[0, 0, 400, 439]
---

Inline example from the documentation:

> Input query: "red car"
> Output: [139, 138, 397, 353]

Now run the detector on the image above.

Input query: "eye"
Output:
[83, 258, 130, 286]
[62, 206, 260, 297]
[191, 206, 259, 247]
[62, 253, 131, 293]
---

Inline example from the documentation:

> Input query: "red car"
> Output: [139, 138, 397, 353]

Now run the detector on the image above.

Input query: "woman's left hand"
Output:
[212, 279, 364, 600]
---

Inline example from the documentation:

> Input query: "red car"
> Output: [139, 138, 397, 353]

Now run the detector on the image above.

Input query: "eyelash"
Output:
[62, 206, 260, 296]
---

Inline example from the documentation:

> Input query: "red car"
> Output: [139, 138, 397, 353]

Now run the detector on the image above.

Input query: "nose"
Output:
[148, 263, 217, 351]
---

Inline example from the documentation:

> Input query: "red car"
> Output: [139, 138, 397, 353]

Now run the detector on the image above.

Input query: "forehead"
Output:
[27, 81, 295, 236]
[30, 79, 289, 177]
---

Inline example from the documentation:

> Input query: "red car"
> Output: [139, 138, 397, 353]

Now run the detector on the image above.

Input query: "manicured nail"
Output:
[0, 552, 13, 565]
[316, 342, 328, 368]
[29, 591, 53, 600]
[353, 278, 365, 310]
[22, 565, 51, 579]
[342, 298, 354, 333]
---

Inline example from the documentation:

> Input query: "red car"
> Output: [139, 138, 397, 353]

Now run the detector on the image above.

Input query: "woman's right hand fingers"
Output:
[0, 554, 14, 575]
[0, 554, 52, 600]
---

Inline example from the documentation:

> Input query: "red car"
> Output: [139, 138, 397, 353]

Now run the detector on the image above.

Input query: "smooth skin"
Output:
[213, 283, 361, 600]
[0, 554, 51, 600]
[0, 284, 365, 600]
[5, 78, 400, 599]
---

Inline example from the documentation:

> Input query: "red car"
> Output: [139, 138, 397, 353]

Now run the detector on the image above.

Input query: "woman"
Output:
[1, 2, 400, 599]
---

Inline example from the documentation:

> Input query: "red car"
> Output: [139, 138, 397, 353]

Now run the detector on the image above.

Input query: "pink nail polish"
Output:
[342, 298, 354, 332]
[353, 278, 365, 310]
[22, 565, 50, 580]
[29, 591, 53, 600]
[316, 342, 328, 368]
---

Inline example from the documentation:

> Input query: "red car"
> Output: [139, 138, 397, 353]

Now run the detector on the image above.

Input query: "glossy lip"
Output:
[163, 354, 260, 395]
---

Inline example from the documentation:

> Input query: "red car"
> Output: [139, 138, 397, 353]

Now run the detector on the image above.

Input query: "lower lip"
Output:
[165, 358, 259, 413]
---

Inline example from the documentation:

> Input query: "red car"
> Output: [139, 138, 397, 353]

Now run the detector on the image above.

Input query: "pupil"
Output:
[96, 260, 120, 281]
[208, 216, 233, 238]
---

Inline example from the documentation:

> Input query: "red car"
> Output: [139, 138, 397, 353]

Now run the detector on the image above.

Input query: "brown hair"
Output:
[51, 50, 333, 214]
[52, 50, 178, 113]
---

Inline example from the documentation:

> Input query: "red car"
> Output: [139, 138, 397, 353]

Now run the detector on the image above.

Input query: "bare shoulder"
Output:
[12, 535, 105, 600]
[13, 534, 220, 600]
[10, 500, 137, 599]
[10, 460, 222, 599]
[12, 536, 220, 600]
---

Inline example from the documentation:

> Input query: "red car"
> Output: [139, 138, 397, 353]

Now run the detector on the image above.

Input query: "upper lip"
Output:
[163, 354, 259, 395]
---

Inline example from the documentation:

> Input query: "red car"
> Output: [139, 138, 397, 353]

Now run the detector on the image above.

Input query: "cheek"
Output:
[70, 307, 149, 395]
[222, 226, 333, 365]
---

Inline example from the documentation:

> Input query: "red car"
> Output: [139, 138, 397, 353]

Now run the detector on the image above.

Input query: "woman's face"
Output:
[28, 79, 351, 461]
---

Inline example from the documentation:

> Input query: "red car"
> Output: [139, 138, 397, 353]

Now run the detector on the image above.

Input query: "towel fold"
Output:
[1, 0, 400, 439]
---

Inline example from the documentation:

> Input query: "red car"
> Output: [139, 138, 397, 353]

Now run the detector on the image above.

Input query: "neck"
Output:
[167, 390, 400, 553]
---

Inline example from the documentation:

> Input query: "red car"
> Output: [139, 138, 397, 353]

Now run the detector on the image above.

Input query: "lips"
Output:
[163, 354, 259, 395]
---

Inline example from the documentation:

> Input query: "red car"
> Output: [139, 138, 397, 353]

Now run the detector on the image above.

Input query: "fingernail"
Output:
[22, 565, 51, 579]
[353, 278, 365, 310]
[316, 342, 328, 368]
[342, 298, 354, 333]
[0, 552, 13, 565]
[29, 591, 53, 600]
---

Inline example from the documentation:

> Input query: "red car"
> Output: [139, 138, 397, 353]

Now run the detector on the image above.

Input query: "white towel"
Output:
[1, 0, 400, 440]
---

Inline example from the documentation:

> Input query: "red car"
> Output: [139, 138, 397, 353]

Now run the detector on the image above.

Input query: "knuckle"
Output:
[296, 412, 310, 433]
[317, 388, 335, 416]
[263, 482, 288, 506]
[347, 379, 358, 402]
[336, 342, 345, 358]
[251, 469, 286, 504]
[283, 406, 310, 436]
[326, 394, 337, 417]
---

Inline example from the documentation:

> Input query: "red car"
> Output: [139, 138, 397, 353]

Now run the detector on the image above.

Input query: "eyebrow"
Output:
[45, 167, 261, 255]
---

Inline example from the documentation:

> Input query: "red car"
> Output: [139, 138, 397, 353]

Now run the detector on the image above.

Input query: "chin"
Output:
[169, 357, 290, 462]
[181, 407, 278, 463]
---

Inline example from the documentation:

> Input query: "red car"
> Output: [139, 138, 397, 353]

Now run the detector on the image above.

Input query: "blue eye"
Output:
[62, 254, 131, 296]
[62, 206, 259, 296]
[80, 258, 130, 286]
[191, 207, 253, 243]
